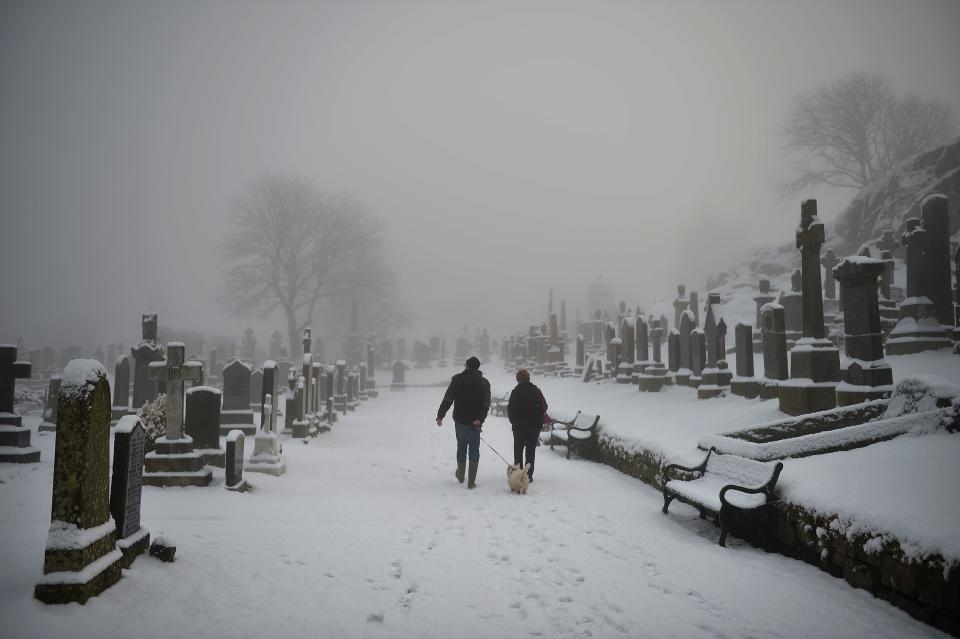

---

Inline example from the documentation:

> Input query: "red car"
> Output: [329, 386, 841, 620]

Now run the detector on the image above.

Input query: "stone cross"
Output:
[877, 229, 897, 257]
[149, 343, 202, 441]
[821, 249, 840, 299]
[797, 200, 827, 339]
[0, 345, 31, 418]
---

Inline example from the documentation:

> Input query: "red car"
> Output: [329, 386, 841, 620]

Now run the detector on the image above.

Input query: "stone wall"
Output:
[585, 430, 958, 636]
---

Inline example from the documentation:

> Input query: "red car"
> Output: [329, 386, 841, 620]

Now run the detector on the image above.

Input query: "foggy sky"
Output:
[2, 0, 959, 351]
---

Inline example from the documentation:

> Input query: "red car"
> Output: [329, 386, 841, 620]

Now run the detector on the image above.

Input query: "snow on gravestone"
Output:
[225, 430, 248, 491]
[35, 359, 123, 604]
[110, 415, 150, 568]
[0, 344, 40, 462]
[185, 386, 224, 467]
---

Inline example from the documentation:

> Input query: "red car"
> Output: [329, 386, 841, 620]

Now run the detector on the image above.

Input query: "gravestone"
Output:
[617, 319, 634, 383]
[110, 416, 150, 567]
[248, 395, 286, 476]
[676, 310, 695, 385]
[560, 300, 567, 331]
[185, 386, 224, 467]
[699, 317, 732, 400]
[143, 343, 212, 487]
[575, 335, 585, 375]
[877, 229, 898, 258]
[112, 355, 130, 423]
[780, 200, 841, 416]
[249, 368, 263, 411]
[886, 217, 951, 354]
[636, 317, 650, 366]
[207, 348, 220, 385]
[358, 363, 368, 401]
[290, 378, 310, 438]
[130, 314, 163, 410]
[689, 291, 700, 327]
[390, 360, 407, 391]
[366, 342, 378, 398]
[0, 345, 39, 462]
[760, 304, 788, 400]
[667, 330, 680, 373]
[779, 269, 803, 338]
[638, 320, 669, 392]
[220, 359, 255, 435]
[920, 195, 952, 326]
[834, 258, 894, 406]
[730, 322, 761, 399]
[689, 329, 705, 387]
[225, 430, 249, 491]
[39, 375, 61, 432]
[334, 360, 347, 412]
[35, 360, 122, 603]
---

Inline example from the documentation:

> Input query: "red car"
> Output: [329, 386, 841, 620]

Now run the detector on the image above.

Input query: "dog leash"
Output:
[479, 436, 513, 467]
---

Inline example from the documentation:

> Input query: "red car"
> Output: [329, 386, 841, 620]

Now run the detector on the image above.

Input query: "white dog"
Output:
[506, 463, 531, 494]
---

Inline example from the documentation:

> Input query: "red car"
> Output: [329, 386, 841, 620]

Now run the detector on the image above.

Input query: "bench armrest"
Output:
[718, 461, 783, 509]
[662, 448, 713, 481]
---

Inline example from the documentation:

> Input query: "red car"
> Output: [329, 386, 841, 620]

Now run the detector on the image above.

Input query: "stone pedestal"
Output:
[730, 378, 763, 399]
[886, 299, 952, 355]
[836, 360, 894, 406]
[697, 363, 732, 399]
[143, 436, 213, 487]
[779, 340, 841, 415]
[247, 431, 286, 476]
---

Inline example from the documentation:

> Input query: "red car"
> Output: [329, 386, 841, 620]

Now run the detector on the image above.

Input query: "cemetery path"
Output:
[0, 384, 947, 639]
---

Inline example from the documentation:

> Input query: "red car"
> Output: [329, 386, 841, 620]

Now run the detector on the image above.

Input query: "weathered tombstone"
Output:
[0, 345, 39, 462]
[689, 291, 700, 327]
[676, 310, 695, 385]
[761, 304, 788, 400]
[779, 200, 840, 416]
[247, 395, 286, 476]
[225, 430, 249, 491]
[754, 280, 776, 330]
[390, 360, 407, 391]
[920, 195, 952, 326]
[249, 368, 263, 411]
[334, 360, 347, 411]
[39, 374, 61, 432]
[110, 416, 150, 567]
[143, 343, 212, 487]
[689, 329, 706, 385]
[638, 320, 669, 392]
[779, 269, 803, 338]
[112, 355, 130, 423]
[886, 216, 952, 354]
[617, 319, 634, 383]
[636, 317, 650, 365]
[834, 258, 894, 405]
[667, 330, 680, 373]
[877, 229, 898, 258]
[699, 316, 732, 400]
[35, 360, 122, 603]
[366, 342, 378, 398]
[130, 314, 163, 410]
[730, 322, 761, 398]
[185, 386, 224, 467]
[575, 335, 585, 375]
[220, 359, 255, 435]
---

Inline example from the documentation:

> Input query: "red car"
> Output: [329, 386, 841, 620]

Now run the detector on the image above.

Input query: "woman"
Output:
[507, 368, 548, 482]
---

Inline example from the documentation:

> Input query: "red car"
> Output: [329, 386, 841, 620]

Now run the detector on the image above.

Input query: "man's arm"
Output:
[478, 379, 491, 424]
[437, 377, 457, 422]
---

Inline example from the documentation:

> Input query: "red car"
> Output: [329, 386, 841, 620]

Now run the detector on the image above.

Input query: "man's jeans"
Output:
[455, 422, 480, 463]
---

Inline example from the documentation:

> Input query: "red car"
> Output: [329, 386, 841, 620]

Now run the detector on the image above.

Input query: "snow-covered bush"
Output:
[885, 378, 937, 418]
[137, 394, 166, 452]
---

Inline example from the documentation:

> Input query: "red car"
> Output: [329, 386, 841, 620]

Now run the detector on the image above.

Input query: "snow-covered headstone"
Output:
[130, 314, 163, 410]
[35, 359, 122, 604]
[220, 359, 255, 436]
[185, 386, 224, 467]
[110, 416, 150, 567]
[248, 395, 286, 476]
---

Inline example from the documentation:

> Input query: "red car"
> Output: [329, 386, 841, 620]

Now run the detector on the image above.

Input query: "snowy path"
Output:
[0, 387, 945, 639]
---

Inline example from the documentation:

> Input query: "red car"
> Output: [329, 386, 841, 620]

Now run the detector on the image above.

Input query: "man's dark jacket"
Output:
[507, 380, 547, 435]
[437, 368, 491, 427]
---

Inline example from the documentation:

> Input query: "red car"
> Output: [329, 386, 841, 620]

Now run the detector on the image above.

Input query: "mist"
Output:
[2, 0, 959, 351]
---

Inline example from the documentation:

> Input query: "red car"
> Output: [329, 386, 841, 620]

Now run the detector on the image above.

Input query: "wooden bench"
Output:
[661, 448, 783, 547]
[540, 411, 600, 460]
[491, 392, 510, 417]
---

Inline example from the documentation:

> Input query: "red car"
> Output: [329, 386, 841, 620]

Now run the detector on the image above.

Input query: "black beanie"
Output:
[465, 356, 481, 370]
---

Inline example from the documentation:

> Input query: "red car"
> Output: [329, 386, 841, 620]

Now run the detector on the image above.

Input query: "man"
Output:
[436, 356, 491, 489]
[507, 368, 547, 482]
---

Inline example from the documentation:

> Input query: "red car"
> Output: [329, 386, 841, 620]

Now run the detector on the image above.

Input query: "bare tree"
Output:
[220, 174, 389, 358]
[781, 72, 956, 196]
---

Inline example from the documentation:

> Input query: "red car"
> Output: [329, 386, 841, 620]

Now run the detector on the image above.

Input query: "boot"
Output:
[455, 462, 465, 484]
[467, 460, 479, 489]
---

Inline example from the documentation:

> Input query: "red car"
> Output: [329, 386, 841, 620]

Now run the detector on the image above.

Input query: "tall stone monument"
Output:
[779, 200, 840, 415]
[35, 360, 122, 603]
[220, 358, 255, 435]
[834, 257, 894, 405]
[130, 314, 163, 410]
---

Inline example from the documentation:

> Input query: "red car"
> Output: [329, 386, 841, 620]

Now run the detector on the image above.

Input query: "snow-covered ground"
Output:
[0, 365, 950, 639]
